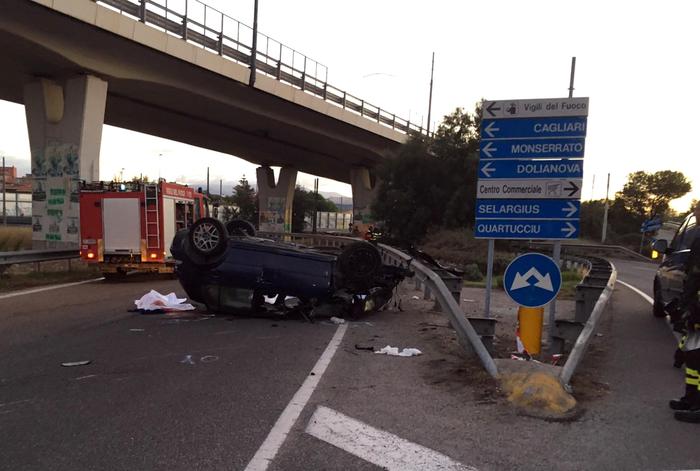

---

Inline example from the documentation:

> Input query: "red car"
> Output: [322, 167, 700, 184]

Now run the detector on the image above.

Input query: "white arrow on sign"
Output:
[562, 202, 578, 218]
[511, 267, 554, 292]
[481, 161, 495, 178]
[483, 121, 500, 138]
[561, 222, 576, 238]
[482, 141, 496, 158]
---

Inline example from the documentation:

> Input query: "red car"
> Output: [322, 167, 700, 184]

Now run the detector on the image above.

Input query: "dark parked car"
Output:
[170, 218, 412, 318]
[652, 212, 698, 317]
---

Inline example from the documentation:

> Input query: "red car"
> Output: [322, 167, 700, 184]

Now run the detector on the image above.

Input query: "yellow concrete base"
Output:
[500, 371, 577, 419]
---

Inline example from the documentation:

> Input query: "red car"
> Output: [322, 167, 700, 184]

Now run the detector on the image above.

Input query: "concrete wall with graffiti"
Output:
[31, 141, 81, 245]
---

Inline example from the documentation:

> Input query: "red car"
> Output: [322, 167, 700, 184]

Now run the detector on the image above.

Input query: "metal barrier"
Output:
[94, 0, 427, 135]
[559, 259, 617, 385]
[0, 249, 80, 274]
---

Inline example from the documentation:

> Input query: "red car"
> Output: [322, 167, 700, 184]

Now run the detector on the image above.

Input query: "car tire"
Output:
[226, 219, 256, 237]
[653, 280, 666, 318]
[338, 241, 382, 283]
[188, 217, 228, 257]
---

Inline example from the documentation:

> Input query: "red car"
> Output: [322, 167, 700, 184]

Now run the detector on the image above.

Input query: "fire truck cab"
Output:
[79, 180, 208, 276]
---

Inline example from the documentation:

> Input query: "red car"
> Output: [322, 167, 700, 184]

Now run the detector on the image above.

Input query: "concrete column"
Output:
[24, 75, 108, 249]
[256, 166, 297, 233]
[350, 166, 379, 230]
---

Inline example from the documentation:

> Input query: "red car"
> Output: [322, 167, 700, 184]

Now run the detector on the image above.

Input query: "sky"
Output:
[1, 0, 699, 210]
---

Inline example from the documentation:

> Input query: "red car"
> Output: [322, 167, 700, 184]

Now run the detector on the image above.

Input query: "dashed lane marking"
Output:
[244, 323, 348, 471]
[305, 405, 476, 471]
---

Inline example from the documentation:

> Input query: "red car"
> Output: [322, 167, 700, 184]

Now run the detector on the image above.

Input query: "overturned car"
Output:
[170, 218, 412, 318]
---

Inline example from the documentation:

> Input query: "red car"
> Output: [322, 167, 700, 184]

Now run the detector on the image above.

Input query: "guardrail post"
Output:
[360, 100, 364, 116]
[182, 0, 188, 40]
[276, 60, 282, 80]
[342, 92, 347, 109]
[322, 82, 328, 100]
[139, 0, 146, 22]
[376, 108, 381, 123]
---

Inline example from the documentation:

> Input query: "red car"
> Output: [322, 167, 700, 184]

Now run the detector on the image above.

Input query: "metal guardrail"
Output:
[559, 259, 617, 385]
[520, 241, 652, 263]
[93, 0, 428, 135]
[0, 249, 80, 274]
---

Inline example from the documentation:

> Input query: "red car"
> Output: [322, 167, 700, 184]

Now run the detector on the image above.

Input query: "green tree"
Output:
[372, 104, 482, 244]
[579, 200, 606, 240]
[616, 170, 692, 220]
[291, 186, 338, 232]
[231, 176, 257, 223]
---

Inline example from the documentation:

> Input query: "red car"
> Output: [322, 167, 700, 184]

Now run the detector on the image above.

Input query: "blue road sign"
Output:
[479, 138, 585, 159]
[476, 199, 580, 219]
[641, 218, 663, 232]
[479, 159, 583, 179]
[474, 219, 579, 239]
[481, 117, 588, 140]
[504, 253, 562, 307]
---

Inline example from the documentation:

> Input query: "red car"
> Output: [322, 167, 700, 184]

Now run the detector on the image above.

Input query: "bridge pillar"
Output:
[23, 75, 108, 249]
[256, 166, 297, 234]
[350, 166, 379, 230]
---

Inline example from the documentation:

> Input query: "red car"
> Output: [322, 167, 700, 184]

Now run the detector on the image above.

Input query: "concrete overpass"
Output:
[0, 0, 416, 246]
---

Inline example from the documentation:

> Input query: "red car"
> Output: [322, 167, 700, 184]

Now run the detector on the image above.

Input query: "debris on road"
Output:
[355, 344, 375, 351]
[134, 290, 194, 312]
[375, 345, 423, 357]
[129, 328, 145, 332]
[61, 360, 91, 367]
[180, 354, 195, 365]
[330, 316, 346, 325]
[412, 295, 420, 300]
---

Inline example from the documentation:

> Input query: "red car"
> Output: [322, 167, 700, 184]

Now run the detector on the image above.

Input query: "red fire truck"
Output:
[79, 180, 209, 276]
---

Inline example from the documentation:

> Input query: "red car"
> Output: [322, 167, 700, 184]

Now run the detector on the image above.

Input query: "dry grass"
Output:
[0, 226, 32, 251]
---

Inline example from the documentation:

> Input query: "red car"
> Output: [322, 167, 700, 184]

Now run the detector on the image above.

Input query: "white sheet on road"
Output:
[375, 345, 423, 357]
[135, 290, 194, 312]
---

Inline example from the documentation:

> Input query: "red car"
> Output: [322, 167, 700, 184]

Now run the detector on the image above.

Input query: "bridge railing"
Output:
[94, 0, 427, 135]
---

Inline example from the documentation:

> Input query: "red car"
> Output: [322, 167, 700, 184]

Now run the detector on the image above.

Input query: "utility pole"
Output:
[601, 173, 610, 243]
[426, 52, 435, 135]
[249, 0, 259, 87]
[206, 167, 210, 195]
[219, 179, 223, 196]
[1, 156, 6, 226]
[548, 56, 576, 345]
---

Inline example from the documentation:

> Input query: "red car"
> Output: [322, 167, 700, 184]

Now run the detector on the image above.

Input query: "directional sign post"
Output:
[476, 95, 589, 323]
[504, 253, 562, 308]
[476, 96, 589, 241]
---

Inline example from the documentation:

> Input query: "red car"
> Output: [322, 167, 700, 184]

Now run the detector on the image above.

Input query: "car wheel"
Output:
[226, 219, 256, 237]
[653, 280, 666, 318]
[338, 241, 382, 282]
[188, 217, 228, 257]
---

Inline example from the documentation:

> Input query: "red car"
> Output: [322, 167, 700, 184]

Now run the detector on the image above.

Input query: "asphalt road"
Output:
[1, 263, 698, 471]
[0, 278, 339, 470]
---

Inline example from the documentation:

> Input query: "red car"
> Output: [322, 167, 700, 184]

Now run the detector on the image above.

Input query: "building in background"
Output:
[1, 165, 32, 217]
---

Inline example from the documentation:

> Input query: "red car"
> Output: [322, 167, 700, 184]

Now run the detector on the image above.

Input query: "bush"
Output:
[462, 263, 483, 281]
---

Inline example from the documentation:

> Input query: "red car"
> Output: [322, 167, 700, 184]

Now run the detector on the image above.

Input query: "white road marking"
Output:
[617, 280, 653, 304]
[0, 277, 104, 300]
[617, 280, 680, 341]
[305, 405, 476, 471]
[244, 324, 348, 471]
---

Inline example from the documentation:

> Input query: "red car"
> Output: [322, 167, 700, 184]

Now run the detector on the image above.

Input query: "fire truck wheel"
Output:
[338, 241, 381, 283]
[188, 217, 228, 258]
[226, 219, 256, 237]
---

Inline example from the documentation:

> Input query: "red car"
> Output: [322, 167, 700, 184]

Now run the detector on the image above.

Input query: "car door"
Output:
[659, 215, 696, 303]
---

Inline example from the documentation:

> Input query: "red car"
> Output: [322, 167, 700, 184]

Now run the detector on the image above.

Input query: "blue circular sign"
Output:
[503, 253, 562, 308]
